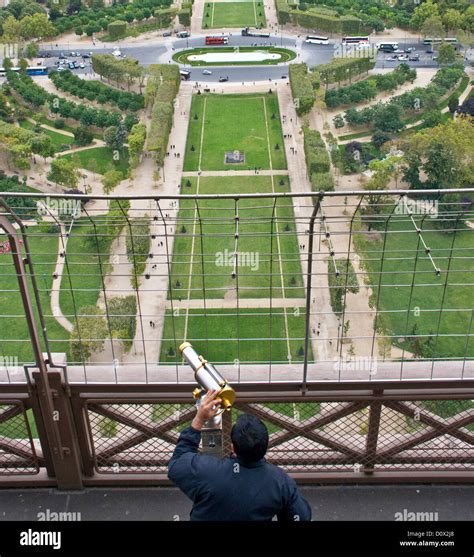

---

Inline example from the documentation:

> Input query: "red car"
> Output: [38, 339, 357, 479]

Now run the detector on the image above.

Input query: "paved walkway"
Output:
[50, 223, 74, 333]
[165, 297, 306, 309]
[182, 169, 289, 177]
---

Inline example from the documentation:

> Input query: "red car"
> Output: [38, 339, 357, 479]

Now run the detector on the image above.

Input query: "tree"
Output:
[18, 58, 29, 73]
[2, 58, 13, 71]
[103, 124, 127, 150]
[438, 43, 457, 65]
[47, 158, 80, 189]
[421, 15, 445, 41]
[448, 95, 459, 114]
[127, 122, 146, 168]
[25, 42, 39, 59]
[102, 169, 123, 193]
[410, 0, 439, 31]
[458, 97, 474, 117]
[74, 126, 94, 146]
[373, 103, 404, 133]
[422, 109, 443, 128]
[442, 9, 463, 33]
[31, 134, 54, 160]
[75, 26, 83, 36]
[333, 114, 345, 128]
[2, 16, 21, 42]
[70, 306, 108, 362]
[372, 130, 392, 149]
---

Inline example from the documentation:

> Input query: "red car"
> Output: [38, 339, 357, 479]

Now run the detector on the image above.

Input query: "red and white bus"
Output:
[342, 36, 370, 44]
[205, 35, 229, 45]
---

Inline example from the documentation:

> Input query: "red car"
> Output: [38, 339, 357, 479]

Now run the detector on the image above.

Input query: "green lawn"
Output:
[0, 233, 70, 364]
[203, 1, 266, 28]
[171, 175, 304, 299]
[20, 120, 74, 152]
[172, 46, 296, 66]
[59, 218, 112, 329]
[159, 308, 313, 364]
[61, 147, 129, 176]
[184, 93, 286, 171]
[0, 408, 38, 438]
[354, 214, 474, 358]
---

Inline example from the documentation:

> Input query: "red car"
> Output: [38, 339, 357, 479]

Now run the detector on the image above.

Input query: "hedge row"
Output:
[275, 0, 370, 34]
[146, 64, 180, 167]
[328, 259, 359, 315]
[289, 63, 314, 116]
[325, 63, 417, 108]
[49, 70, 144, 112]
[343, 65, 466, 127]
[315, 57, 376, 88]
[53, 0, 173, 35]
[303, 127, 334, 192]
[7, 70, 124, 129]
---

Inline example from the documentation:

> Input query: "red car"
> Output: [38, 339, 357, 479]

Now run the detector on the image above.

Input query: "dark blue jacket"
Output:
[168, 426, 312, 521]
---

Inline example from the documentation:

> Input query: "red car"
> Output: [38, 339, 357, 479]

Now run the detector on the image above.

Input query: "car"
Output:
[163, 31, 172, 37]
[70, 51, 76, 57]
[397, 54, 409, 61]
[73, 61, 79, 68]
[79, 63, 85, 69]
[112, 49, 121, 57]
[68, 63, 75, 69]
[281, 75, 287, 79]
[202, 69, 212, 75]
[82, 53, 90, 59]
[57, 67, 65, 72]
[386, 56, 397, 61]
[409, 54, 420, 61]
[218, 76, 229, 82]
[404, 47, 416, 53]
[426, 48, 434, 54]
[432, 55, 438, 60]
[393, 49, 404, 54]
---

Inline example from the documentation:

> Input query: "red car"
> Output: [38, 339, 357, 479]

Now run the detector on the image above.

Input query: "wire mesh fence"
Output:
[0, 188, 473, 384]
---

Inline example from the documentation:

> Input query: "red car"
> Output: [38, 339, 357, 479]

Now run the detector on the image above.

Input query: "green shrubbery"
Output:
[107, 20, 127, 38]
[126, 219, 151, 288]
[303, 127, 334, 192]
[315, 57, 376, 89]
[289, 63, 314, 116]
[342, 65, 466, 130]
[50, 69, 144, 112]
[328, 259, 359, 315]
[325, 64, 417, 108]
[146, 65, 180, 168]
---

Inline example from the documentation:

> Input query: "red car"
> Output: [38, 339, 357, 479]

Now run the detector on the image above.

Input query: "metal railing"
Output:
[0, 189, 472, 486]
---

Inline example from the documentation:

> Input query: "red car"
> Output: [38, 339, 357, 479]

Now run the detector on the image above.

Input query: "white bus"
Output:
[342, 36, 369, 44]
[305, 35, 329, 45]
[423, 37, 458, 45]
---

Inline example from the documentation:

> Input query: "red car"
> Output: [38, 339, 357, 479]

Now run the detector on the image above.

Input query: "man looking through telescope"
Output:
[168, 390, 312, 521]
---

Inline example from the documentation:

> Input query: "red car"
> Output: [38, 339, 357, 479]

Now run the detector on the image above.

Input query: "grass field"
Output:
[59, 218, 111, 324]
[20, 120, 74, 152]
[171, 175, 304, 299]
[0, 234, 69, 364]
[184, 93, 286, 171]
[354, 215, 474, 358]
[61, 147, 129, 176]
[172, 46, 296, 66]
[159, 308, 313, 364]
[203, 1, 266, 28]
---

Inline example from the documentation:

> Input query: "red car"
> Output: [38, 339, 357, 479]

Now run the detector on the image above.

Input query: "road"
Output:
[36, 35, 465, 83]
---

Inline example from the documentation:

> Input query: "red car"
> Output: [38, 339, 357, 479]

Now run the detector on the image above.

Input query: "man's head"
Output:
[231, 414, 269, 463]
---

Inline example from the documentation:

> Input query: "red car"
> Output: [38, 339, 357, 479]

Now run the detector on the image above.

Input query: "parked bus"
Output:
[180, 69, 191, 81]
[205, 35, 229, 45]
[423, 37, 457, 44]
[0, 65, 48, 77]
[342, 36, 369, 44]
[241, 27, 270, 38]
[376, 41, 399, 52]
[305, 35, 329, 45]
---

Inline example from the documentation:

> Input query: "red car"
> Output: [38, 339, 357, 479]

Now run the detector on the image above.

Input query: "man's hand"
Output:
[192, 390, 222, 431]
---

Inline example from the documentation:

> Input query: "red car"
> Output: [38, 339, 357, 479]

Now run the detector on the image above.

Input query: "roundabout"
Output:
[172, 46, 297, 66]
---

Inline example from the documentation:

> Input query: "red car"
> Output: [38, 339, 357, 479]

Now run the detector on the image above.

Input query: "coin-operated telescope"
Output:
[179, 342, 236, 455]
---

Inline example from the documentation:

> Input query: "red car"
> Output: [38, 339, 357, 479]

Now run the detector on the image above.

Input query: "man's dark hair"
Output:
[231, 414, 269, 463]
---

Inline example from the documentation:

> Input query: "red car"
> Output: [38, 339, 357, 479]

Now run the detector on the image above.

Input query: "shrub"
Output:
[108, 20, 127, 38]
[289, 63, 314, 116]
